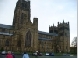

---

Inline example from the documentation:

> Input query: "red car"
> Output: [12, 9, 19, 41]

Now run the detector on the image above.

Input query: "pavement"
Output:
[0, 54, 77, 58]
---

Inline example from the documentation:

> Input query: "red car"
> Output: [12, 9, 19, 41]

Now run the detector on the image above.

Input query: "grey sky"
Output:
[0, 0, 77, 45]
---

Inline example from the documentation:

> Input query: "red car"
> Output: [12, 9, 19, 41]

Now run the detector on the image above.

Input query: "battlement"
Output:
[49, 20, 69, 34]
[25, 0, 30, 1]
[58, 22, 69, 25]
[58, 20, 69, 26]
[49, 23, 57, 28]
[18, 0, 30, 2]
[49, 26, 57, 30]
[49, 25, 57, 28]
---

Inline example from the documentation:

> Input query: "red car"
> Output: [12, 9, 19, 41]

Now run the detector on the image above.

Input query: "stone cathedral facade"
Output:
[0, 0, 70, 53]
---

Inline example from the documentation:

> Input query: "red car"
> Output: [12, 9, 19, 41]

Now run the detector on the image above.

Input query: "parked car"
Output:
[32, 52, 37, 56]
[37, 52, 42, 56]
[45, 53, 49, 56]
[1, 51, 6, 55]
[63, 53, 66, 56]
[49, 52, 54, 56]
[32, 51, 42, 56]
[70, 55, 74, 56]
[63, 53, 70, 56]
[66, 54, 70, 56]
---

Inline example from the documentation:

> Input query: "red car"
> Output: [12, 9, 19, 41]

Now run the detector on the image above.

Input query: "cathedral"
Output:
[0, 0, 70, 53]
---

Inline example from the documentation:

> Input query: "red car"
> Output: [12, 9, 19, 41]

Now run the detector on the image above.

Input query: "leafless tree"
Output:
[71, 37, 77, 47]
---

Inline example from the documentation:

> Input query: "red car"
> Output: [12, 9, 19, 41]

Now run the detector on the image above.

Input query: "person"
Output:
[22, 52, 29, 58]
[12, 52, 15, 58]
[6, 51, 13, 58]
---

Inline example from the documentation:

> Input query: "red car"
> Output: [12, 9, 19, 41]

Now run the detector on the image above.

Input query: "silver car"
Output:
[1, 51, 6, 55]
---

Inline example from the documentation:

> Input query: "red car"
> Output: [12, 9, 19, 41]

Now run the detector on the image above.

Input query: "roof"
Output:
[0, 32, 13, 36]
[38, 31, 58, 36]
[0, 24, 12, 29]
[0, 24, 58, 36]
[38, 37, 53, 41]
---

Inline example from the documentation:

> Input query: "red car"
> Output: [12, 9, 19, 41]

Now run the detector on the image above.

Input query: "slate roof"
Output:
[0, 32, 13, 36]
[38, 31, 58, 36]
[0, 24, 12, 29]
[0, 24, 58, 36]
[38, 37, 53, 41]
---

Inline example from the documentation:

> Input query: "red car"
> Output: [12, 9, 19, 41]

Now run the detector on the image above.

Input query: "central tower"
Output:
[12, 0, 38, 52]
[12, 0, 31, 29]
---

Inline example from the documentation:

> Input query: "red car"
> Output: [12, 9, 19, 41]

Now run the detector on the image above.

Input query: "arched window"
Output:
[17, 35, 21, 47]
[17, 39, 21, 47]
[5, 40, 9, 46]
[20, 13, 27, 24]
[25, 30, 31, 47]
[20, 13, 24, 24]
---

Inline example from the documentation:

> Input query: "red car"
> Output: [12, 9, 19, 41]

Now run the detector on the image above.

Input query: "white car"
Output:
[33, 52, 37, 55]
[70, 55, 73, 56]
[1, 51, 6, 55]
[33, 51, 38, 56]
[46, 53, 49, 56]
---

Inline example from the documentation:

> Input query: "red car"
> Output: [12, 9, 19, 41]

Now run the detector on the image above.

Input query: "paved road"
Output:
[0, 54, 6, 58]
[0, 54, 77, 58]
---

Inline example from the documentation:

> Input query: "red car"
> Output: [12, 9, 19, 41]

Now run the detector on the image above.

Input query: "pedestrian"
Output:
[12, 52, 15, 58]
[22, 52, 29, 58]
[6, 51, 13, 58]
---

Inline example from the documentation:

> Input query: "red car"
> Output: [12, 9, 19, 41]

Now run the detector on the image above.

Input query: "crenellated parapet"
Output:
[49, 24, 58, 34]
[58, 22, 69, 27]
[58, 20, 70, 34]
[49, 20, 70, 34]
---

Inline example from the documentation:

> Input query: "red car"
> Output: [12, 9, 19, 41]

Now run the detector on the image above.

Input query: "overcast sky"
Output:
[0, 0, 77, 45]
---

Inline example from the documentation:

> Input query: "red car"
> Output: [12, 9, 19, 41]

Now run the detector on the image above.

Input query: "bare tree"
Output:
[71, 37, 77, 47]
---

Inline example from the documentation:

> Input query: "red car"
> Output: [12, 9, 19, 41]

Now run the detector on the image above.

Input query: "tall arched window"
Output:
[20, 13, 24, 24]
[17, 39, 21, 47]
[20, 13, 27, 24]
[25, 30, 31, 47]
[5, 40, 9, 46]
[17, 35, 21, 47]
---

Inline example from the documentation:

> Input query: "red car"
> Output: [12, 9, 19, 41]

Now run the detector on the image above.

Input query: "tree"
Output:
[71, 37, 77, 47]
[0, 47, 4, 51]
[70, 37, 77, 54]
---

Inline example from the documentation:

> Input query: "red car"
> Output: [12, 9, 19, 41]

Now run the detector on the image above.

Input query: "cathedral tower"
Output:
[49, 20, 70, 53]
[58, 20, 70, 53]
[12, 0, 38, 52]
[12, 0, 31, 29]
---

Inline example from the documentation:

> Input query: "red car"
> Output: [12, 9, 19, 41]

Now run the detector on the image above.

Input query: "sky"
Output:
[0, 0, 77, 45]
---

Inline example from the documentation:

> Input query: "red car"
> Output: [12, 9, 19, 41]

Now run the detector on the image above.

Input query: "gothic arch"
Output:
[17, 35, 21, 47]
[5, 39, 9, 46]
[25, 30, 31, 47]
[17, 39, 21, 47]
